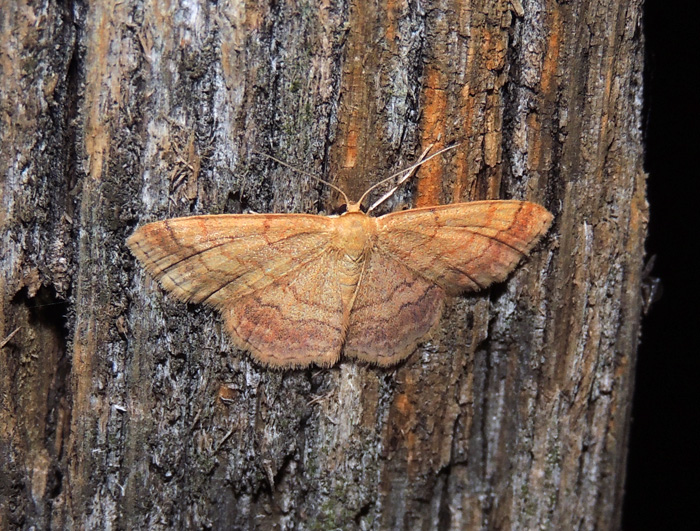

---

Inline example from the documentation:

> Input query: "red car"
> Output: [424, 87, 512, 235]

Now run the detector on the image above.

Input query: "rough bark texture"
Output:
[1, 0, 647, 529]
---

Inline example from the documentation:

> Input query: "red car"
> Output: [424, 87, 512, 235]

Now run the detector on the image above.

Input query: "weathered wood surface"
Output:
[1, 0, 646, 529]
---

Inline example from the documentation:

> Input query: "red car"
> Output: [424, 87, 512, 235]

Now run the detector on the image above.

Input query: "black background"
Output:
[622, 1, 699, 528]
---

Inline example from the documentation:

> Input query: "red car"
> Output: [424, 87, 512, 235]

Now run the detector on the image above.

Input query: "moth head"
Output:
[345, 199, 364, 213]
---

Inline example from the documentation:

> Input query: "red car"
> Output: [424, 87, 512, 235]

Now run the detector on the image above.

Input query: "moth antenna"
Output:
[362, 143, 461, 213]
[253, 150, 351, 207]
[366, 145, 432, 212]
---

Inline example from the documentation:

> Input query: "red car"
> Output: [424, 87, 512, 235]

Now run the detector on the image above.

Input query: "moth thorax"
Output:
[334, 211, 374, 260]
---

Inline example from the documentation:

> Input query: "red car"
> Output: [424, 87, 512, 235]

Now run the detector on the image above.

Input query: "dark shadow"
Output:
[623, 0, 700, 528]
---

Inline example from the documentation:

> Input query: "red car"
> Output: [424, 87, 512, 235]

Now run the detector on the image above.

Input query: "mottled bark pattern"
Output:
[1, 0, 646, 529]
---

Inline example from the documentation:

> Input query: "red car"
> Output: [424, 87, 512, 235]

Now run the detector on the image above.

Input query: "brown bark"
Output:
[1, 0, 647, 529]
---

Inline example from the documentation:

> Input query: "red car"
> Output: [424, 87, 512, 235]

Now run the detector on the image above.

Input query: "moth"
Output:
[127, 147, 552, 368]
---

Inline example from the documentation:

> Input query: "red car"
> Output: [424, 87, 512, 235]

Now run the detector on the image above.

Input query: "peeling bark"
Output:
[1, 0, 646, 529]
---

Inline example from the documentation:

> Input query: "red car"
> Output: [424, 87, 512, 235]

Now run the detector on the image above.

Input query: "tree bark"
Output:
[1, 0, 647, 529]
